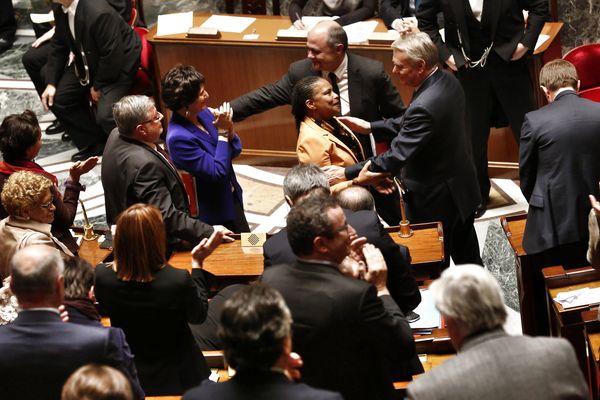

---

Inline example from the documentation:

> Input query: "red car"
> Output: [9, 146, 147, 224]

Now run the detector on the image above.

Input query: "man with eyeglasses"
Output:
[102, 95, 233, 257]
[260, 195, 422, 400]
[40, 0, 141, 162]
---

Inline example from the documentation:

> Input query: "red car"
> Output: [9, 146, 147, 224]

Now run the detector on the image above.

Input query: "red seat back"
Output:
[130, 26, 154, 96]
[579, 87, 600, 103]
[563, 44, 600, 91]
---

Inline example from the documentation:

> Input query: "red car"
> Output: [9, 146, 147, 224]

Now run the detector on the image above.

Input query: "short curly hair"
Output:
[1, 171, 53, 217]
[161, 64, 205, 111]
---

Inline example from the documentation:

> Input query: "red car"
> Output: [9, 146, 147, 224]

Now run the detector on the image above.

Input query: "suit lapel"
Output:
[346, 54, 361, 116]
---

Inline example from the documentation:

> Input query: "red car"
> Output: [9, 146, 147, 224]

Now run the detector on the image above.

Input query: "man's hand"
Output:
[354, 160, 391, 187]
[372, 177, 396, 195]
[58, 304, 69, 322]
[590, 193, 600, 216]
[69, 156, 99, 183]
[90, 87, 102, 103]
[335, 116, 371, 134]
[445, 55, 458, 71]
[322, 165, 346, 185]
[283, 352, 303, 380]
[212, 225, 235, 242]
[362, 244, 389, 296]
[32, 27, 55, 48]
[191, 230, 224, 269]
[392, 18, 419, 35]
[41, 84, 56, 111]
[212, 102, 234, 137]
[293, 19, 306, 30]
[511, 43, 529, 61]
[339, 236, 368, 278]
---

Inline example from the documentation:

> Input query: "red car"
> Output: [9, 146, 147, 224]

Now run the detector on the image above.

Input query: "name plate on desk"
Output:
[187, 27, 221, 39]
[368, 31, 399, 45]
[276, 29, 308, 42]
[241, 232, 267, 247]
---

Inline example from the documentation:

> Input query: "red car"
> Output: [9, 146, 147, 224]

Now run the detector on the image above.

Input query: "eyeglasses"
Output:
[138, 111, 163, 126]
[39, 197, 54, 209]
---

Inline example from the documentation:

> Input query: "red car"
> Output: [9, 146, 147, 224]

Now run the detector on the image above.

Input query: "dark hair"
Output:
[0, 110, 40, 162]
[286, 195, 338, 256]
[61, 364, 133, 400]
[291, 76, 325, 129]
[161, 64, 205, 111]
[113, 203, 166, 282]
[64, 257, 94, 299]
[219, 284, 292, 371]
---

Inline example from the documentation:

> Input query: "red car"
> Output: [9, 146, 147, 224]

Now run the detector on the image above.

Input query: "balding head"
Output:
[306, 21, 347, 72]
[10, 246, 65, 308]
[335, 186, 375, 211]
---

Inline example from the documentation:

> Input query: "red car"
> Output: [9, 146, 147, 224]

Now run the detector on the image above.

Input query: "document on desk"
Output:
[534, 34, 551, 51]
[554, 287, 600, 309]
[201, 15, 256, 33]
[344, 20, 379, 44]
[156, 11, 194, 37]
[410, 288, 442, 330]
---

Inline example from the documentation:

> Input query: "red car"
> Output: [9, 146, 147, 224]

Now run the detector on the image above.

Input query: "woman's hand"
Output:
[69, 156, 99, 182]
[191, 230, 225, 269]
[213, 102, 234, 139]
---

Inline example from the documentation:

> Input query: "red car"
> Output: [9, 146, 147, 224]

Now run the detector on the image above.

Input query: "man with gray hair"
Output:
[337, 32, 481, 271]
[0, 246, 144, 400]
[264, 164, 420, 315]
[407, 265, 588, 400]
[102, 95, 232, 254]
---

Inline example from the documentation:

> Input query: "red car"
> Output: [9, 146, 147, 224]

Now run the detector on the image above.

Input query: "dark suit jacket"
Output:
[183, 370, 343, 400]
[95, 264, 211, 395]
[379, 0, 411, 28]
[264, 208, 421, 313]
[0, 310, 143, 400]
[166, 110, 244, 225]
[231, 53, 404, 124]
[102, 128, 213, 244]
[46, 0, 140, 90]
[417, 0, 548, 67]
[288, 0, 376, 26]
[519, 90, 600, 254]
[261, 260, 422, 400]
[407, 330, 588, 400]
[346, 69, 480, 222]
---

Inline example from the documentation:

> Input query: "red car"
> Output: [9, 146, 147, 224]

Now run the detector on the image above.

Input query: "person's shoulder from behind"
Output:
[288, 58, 315, 79]
[347, 52, 386, 73]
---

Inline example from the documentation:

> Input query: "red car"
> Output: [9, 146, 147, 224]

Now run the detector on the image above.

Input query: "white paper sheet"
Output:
[291, 16, 337, 31]
[201, 15, 256, 33]
[156, 11, 193, 37]
[344, 20, 379, 44]
[30, 11, 54, 24]
[534, 34, 550, 51]
[410, 288, 442, 329]
[554, 287, 600, 309]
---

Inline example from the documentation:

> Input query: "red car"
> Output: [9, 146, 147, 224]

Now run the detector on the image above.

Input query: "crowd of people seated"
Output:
[1, 0, 600, 398]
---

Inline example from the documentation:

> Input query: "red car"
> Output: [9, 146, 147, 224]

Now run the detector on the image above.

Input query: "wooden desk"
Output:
[387, 222, 444, 281]
[584, 310, 600, 399]
[75, 230, 111, 266]
[543, 266, 600, 380]
[148, 14, 410, 163]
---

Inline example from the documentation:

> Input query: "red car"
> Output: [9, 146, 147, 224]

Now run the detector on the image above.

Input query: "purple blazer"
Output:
[166, 109, 243, 225]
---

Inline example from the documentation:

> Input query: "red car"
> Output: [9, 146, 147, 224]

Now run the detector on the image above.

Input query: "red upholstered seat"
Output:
[563, 44, 600, 91]
[579, 87, 600, 103]
[129, 26, 154, 96]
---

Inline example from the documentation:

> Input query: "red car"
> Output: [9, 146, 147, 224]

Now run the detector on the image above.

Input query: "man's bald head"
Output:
[335, 186, 375, 211]
[10, 246, 65, 308]
[306, 21, 347, 72]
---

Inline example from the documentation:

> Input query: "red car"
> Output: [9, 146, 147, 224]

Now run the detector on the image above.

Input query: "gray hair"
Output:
[283, 164, 330, 202]
[10, 246, 64, 302]
[392, 32, 439, 69]
[112, 95, 156, 136]
[335, 186, 375, 211]
[430, 265, 507, 335]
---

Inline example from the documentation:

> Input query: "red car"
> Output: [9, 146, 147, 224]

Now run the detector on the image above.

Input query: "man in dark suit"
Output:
[0, 0, 16, 55]
[518, 59, 600, 335]
[0, 246, 144, 400]
[184, 284, 343, 400]
[262, 195, 423, 400]
[339, 33, 482, 270]
[232, 20, 404, 224]
[417, 0, 548, 217]
[41, 0, 141, 161]
[264, 164, 421, 314]
[407, 265, 588, 400]
[102, 95, 232, 253]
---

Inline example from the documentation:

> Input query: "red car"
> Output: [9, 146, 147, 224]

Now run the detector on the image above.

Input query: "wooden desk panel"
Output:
[387, 222, 444, 266]
[76, 235, 111, 266]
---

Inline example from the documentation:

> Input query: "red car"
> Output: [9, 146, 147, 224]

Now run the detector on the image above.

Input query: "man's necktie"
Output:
[328, 72, 340, 97]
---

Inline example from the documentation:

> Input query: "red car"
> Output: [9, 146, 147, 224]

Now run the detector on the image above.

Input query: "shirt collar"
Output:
[62, 0, 79, 15]
[415, 66, 439, 93]
[328, 54, 348, 80]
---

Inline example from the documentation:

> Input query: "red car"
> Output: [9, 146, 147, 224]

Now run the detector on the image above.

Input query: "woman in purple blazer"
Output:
[162, 65, 249, 232]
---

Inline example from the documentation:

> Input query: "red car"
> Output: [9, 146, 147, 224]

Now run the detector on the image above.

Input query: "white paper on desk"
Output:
[554, 287, 600, 309]
[410, 288, 442, 329]
[201, 15, 256, 33]
[344, 20, 378, 44]
[156, 11, 193, 37]
[289, 16, 337, 32]
[30, 11, 54, 24]
[534, 34, 550, 51]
